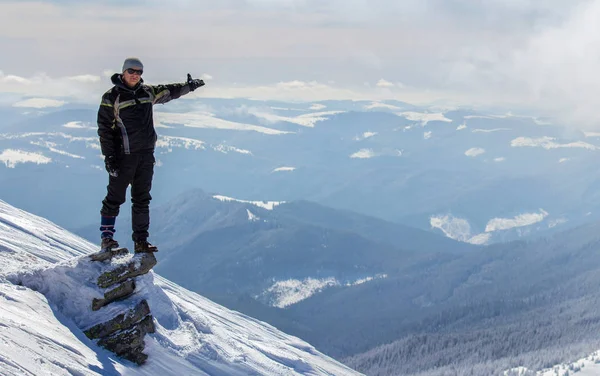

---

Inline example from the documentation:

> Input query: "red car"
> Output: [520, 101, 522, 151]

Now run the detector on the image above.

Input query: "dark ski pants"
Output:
[100, 153, 155, 242]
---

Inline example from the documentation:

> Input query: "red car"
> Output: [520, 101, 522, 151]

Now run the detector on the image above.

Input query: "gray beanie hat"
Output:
[122, 57, 144, 72]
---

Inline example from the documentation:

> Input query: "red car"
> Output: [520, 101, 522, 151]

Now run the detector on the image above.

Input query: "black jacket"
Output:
[97, 74, 191, 156]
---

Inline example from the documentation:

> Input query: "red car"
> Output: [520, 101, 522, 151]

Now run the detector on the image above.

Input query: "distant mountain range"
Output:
[76, 189, 600, 375]
[3, 98, 600, 245]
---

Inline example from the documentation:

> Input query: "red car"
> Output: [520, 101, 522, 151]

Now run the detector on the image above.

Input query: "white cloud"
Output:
[310, 103, 326, 110]
[456, 123, 467, 130]
[66, 75, 100, 83]
[559, 157, 570, 163]
[510, 136, 597, 150]
[13, 98, 66, 108]
[494, 157, 505, 162]
[2, 74, 30, 84]
[3, 0, 598, 120]
[0, 149, 52, 168]
[424, 131, 432, 140]
[484, 209, 549, 232]
[376, 79, 395, 88]
[201, 73, 213, 80]
[465, 147, 485, 157]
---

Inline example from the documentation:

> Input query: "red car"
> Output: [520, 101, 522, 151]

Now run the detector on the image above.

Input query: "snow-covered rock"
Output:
[0, 199, 361, 375]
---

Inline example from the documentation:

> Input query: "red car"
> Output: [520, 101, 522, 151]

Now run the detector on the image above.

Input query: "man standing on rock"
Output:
[97, 57, 204, 253]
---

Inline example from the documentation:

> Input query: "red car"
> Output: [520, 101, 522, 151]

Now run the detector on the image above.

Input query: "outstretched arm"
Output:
[150, 73, 205, 105]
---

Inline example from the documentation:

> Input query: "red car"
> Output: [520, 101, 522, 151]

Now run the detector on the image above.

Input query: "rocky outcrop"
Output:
[97, 253, 157, 288]
[86, 249, 158, 365]
[89, 247, 129, 262]
[97, 315, 156, 364]
[92, 279, 136, 311]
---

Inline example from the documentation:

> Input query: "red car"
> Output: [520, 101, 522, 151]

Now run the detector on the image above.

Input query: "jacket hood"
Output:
[111, 73, 144, 91]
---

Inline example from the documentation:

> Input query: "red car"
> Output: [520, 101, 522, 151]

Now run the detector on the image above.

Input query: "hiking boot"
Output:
[100, 237, 120, 251]
[134, 240, 158, 253]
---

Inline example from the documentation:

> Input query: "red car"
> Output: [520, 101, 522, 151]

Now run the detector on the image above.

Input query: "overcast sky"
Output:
[1, 0, 600, 125]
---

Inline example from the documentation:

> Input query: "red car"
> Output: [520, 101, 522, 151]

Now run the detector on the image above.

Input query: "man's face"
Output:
[122, 67, 143, 88]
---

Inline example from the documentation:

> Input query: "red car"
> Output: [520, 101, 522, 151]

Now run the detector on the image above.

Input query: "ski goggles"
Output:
[125, 68, 143, 75]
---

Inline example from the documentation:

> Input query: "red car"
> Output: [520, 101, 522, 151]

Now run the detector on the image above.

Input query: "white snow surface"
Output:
[465, 148, 485, 157]
[155, 135, 205, 151]
[472, 128, 511, 133]
[261, 275, 387, 308]
[212, 195, 286, 210]
[429, 214, 490, 245]
[353, 132, 377, 141]
[0, 199, 361, 376]
[506, 350, 600, 375]
[30, 140, 86, 159]
[0, 149, 52, 168]
[485, 210, 549, 232]
[247, 209, 260, 221]
[154, 111, 291, 135]
[511, 136, 597, 150]
[272, 166, 296, 172]
[363, 102, 403, 110]
[350, 149, 402, 159]
[350, 149, 376, 159]
[247, 110, 344, 128]
[264, 278, 341, 308]
[398, 111, 452, 125]
[431, 210, 550, 245]
[0, 132, 101, 151]
[63, 121, 95, 129]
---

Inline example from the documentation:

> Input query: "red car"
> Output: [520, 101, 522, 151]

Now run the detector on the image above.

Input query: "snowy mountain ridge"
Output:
[0, 199, 360, 376]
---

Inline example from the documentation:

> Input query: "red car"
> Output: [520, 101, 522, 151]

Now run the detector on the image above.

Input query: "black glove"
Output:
[187, 73, 205, 91]
[104, 155, 119, 177]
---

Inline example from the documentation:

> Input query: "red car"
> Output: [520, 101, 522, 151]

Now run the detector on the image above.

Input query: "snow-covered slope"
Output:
[0, 199, 361, 376]
[506, 351, 600, 375]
